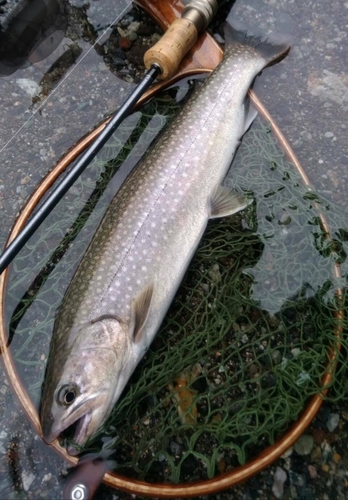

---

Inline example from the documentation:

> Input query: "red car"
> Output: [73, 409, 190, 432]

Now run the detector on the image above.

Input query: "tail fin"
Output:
[224, 23, 291, 67]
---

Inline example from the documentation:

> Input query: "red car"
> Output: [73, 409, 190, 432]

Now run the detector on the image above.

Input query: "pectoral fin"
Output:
[130, 283, 154, 344]
[242, 97, 258, 136]
[209, 186, 251, 219]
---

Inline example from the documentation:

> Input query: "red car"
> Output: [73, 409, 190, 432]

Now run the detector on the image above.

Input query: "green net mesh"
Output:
[4, 80, 348, 484]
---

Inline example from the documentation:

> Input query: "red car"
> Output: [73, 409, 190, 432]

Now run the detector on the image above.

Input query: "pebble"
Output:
[312, 428, 325, 445]
[324, 131, 334, 138]
[217, 457, 226, 473]
[16, 78, 41, 97]
[289, 471, 305, 487]
[281, 446, 293, 459]
[20, 175, 31, 185]
[326, 413, 340, 432]
[241, 334, 248, 344]
[43, 473, 52, 482]
[272, 466, 287, 499]
[21, 471, 35, 491]
[119, 37, 133, 49]
[294, 434, 314, 456]
[291, 348, 301, 359]
[209, 263, 221, 283]
[308, 465, 317, 479]
[271, 349, 282, 365]
[151, 33, 161, 43]
[322, 463, 330, 473]
[170, 441, 180, 455]
[322, 442, 332, 460]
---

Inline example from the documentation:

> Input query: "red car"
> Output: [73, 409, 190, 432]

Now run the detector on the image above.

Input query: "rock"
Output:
[272, 466, 287, 499]
[307, 70, 348, 105]
[294, 434, 314, 456]
[326, 413, 339, 432]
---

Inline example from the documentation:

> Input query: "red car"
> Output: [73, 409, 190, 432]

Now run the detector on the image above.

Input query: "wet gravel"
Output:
[0, 0, 348, 499]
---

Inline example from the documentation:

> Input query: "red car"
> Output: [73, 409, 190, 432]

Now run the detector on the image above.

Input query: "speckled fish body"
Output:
[40, 27, 290, 452]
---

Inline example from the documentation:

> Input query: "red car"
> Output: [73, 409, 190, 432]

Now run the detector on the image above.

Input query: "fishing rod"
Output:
[0, 0, 219, 276]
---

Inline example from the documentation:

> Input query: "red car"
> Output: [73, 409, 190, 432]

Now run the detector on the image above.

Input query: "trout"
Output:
[40, 25, 290, 453]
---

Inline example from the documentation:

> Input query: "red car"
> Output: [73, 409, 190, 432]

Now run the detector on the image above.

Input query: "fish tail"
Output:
[224, 23, 291, 67]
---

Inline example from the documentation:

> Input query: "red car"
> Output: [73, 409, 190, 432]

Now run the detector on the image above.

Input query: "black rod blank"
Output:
[0, 64, 161, 275]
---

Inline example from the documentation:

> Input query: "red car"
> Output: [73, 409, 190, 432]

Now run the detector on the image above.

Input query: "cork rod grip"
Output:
[144, 18, 198, 80]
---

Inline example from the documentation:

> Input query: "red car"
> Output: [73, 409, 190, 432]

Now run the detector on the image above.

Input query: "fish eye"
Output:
[57, 384, 78, 406]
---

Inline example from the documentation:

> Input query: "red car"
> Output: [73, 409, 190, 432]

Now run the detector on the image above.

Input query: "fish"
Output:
[40, 25, 290, 454]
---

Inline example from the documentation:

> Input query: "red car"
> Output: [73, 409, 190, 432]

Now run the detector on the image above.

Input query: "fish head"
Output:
[40, 317, 133, 454]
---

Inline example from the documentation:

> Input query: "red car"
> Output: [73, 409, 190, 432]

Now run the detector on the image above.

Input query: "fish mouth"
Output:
[42, 409, 93, 447]
[66, 412, 93, 455]
[42, 393, 108, 454]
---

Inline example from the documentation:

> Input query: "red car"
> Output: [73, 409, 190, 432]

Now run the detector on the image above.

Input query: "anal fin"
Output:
[209, 186, 251, 219]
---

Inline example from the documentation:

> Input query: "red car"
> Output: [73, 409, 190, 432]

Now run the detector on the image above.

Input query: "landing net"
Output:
[5, 82, 348, 483]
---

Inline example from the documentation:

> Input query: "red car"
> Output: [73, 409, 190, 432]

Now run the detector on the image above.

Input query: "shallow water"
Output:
[0, 0, 347, 498]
